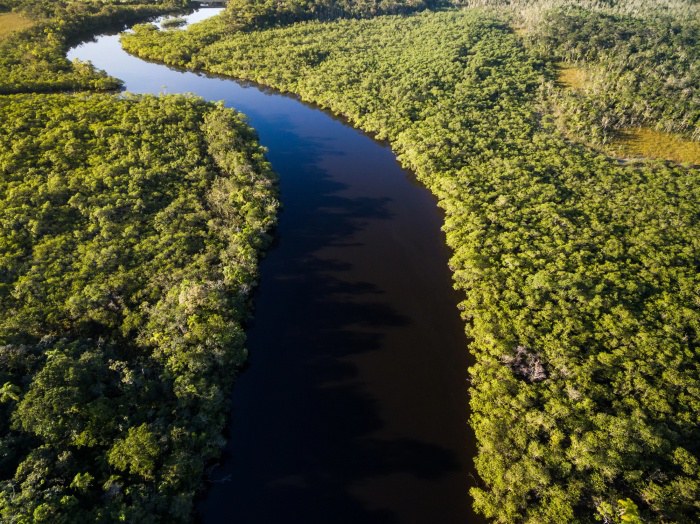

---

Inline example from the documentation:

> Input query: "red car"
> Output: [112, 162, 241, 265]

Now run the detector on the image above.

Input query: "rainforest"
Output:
[0, 2, 278, 522]
[1, 0, 699, 522]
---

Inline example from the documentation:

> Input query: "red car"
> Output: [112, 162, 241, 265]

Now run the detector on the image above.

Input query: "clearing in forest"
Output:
[0, 13, 35, 40]
[556, 63, 587, 89]
[612, 127, 700, 165]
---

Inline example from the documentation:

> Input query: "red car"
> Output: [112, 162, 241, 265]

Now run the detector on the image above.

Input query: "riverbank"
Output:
[0, 1, 184, 93]
[121, 8, 700, 523]
[69, 8, 480, 523]
[0, 6, 281, 521]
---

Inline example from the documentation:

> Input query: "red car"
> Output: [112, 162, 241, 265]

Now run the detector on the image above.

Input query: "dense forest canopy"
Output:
[525, 5, 700, 144]
[0, 0, 188, 18]
[0, 0, 186, 93]
[0, 93, 277, 522]
[219, 0, 447, 30]
[0, 2, 278, 522]
[122, 6, 700, 522]
[430, 0, 700, 146]
[1, 0, 698, 521]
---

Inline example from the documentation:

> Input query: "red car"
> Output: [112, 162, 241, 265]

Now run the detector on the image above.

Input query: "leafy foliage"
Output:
[0, 93, 277, 522]
[0, 0, 184, 93]
[122, 9, 700, 522]
[221, 0, 446, 31]
[529, 5, 700, 144]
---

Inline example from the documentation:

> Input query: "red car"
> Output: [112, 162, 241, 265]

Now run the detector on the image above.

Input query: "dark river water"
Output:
[69, 10, 479, 523]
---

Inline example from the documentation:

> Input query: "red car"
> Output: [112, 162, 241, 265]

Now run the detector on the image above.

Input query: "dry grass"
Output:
[557, 63, 587, 89]
[0, 12, 35, 40]
[610, 128, 700, 165]
[512, 25, 529, 38]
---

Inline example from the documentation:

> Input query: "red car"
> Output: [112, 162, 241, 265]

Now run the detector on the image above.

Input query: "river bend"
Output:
[68, 10, 476, 523]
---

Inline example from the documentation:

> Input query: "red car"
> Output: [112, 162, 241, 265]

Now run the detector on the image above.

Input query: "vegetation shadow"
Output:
[195, 101, 462, 523]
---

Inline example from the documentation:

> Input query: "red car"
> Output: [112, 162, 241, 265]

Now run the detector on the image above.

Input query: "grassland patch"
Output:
[0, 12, 35, 40]
[556, 63, 587, 89]
[611, 127, 700, 165]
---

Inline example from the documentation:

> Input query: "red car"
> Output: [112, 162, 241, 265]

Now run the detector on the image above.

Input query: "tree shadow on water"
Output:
[196, 107, 463, 524]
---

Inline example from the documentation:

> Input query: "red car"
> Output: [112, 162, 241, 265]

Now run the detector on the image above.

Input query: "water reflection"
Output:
[68, 14, 478, 523]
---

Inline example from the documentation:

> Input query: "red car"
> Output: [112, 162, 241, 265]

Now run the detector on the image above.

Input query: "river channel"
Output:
[69, 10, 477, 523]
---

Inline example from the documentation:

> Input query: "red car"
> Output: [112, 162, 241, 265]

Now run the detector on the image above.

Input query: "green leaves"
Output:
[121, 8, 700, 522]
[0, 93, 277, 521]
[13, 343, 117, 448]
[0, 2, 178, 94]
[108, 424, 160, 481]
[532, 6, 700, 144]
[595, 498, 644, 524]
[0, 382, 20, 403]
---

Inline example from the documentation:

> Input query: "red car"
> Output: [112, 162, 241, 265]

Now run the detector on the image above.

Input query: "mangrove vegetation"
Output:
[0, 92, 277, 523]
[0, 2, 279, 522]
[0, 0, 186, 93]
[121, 2, 700, 522]
[1, 0, 698, 521]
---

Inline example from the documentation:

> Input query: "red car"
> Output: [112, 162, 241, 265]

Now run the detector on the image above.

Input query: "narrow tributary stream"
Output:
[69, 9, 478, 523]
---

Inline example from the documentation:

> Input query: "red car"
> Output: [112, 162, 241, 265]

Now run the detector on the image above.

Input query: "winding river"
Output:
[69, 10, 478, 523]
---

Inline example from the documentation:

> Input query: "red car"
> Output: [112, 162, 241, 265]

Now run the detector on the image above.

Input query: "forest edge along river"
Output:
[68, 9, 480, 523]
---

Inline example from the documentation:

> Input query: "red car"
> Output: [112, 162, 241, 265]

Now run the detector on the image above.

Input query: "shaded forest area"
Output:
[121, 3, 700, 523]
[0, 2, 279, 522]
[219, 0, 447, 30]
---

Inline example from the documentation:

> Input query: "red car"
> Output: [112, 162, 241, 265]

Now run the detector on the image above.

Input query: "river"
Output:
[68, 9, 478, 523]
